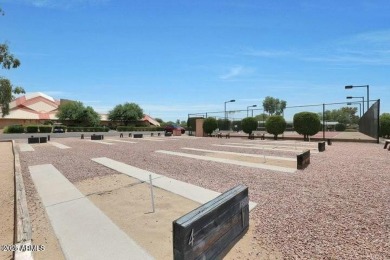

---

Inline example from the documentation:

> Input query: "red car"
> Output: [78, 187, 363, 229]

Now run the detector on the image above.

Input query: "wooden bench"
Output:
[318, 141, 326, 152]
[28, 136, 47, 144]
[173, 185, 249, 259]
[297, 150, 310, 169]
[217, 133, 230, 139]
[91, 134, 104, 140]
[384, 140, 390, 150]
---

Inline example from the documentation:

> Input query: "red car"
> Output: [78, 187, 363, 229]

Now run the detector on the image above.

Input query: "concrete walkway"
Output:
[91, 157, 258, 211]
[29, 164, 153, 260]
[49, 142, 71, 149]
[156, 150, 297, 173]
[19, 143, 34, 152]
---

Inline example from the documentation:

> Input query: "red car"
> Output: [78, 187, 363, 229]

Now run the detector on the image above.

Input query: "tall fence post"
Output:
[322, 103, 325, 140]
[377, 99, 380, 144]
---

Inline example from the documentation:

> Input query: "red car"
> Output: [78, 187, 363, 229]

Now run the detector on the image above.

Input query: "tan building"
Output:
[0, 92, 60, 129]
[0, 92, 160, 129]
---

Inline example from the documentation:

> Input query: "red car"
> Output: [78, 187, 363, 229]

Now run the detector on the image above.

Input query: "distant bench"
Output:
[28, 136, 47, 144]
[384, 140, 390, 151]
[217, 133, 230, 139]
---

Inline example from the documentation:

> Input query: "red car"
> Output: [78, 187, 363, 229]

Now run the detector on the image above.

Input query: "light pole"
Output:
[345, 85, 369, 112]
[346, 96, 364, 114]
[224, 99, 235, 120]
[247, 105, 257, 117]
[347, 102, 362, 118]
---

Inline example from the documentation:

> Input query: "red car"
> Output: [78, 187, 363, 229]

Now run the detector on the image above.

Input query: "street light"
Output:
[247, 105, 257, 117]
[346, 96, 364, 114]
[224, 99, 235, 120]
[345, 85, 369, 112]
[347, 102, 362, 118]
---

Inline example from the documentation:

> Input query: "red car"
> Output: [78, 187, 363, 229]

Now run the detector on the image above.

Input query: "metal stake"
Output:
[149, 174, 155, 213]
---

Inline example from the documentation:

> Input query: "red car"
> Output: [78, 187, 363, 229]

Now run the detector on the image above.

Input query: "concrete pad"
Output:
[242, 140, 318, 147]
[106, 139, 137, 144]
[50, 142, 71, 149]
[19, 143, 34, 152]
[156, 150, 297, 173]
[29, 164, 153, 260]
[137, 138, 165, 142]
[214, 144, 319, 154]
[91, 157, 257, 211]
[182, 147, 296, 161]
[87, 140, 114, 145]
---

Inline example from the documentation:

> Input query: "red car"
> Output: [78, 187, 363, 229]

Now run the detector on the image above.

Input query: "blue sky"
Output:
[1, 0, 389, 121]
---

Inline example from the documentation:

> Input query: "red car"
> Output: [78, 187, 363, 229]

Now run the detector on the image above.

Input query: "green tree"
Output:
[254, 113, 269, 122]
[108, 102, 143, 125]
[241, 117, 258, 136]
[262, 96, 286, 115]
[318, 107, 359, 125]
[380, 113, 390, 138]
[265, 115, 286, 140]
[0, 9, 25, 117]
[155, 118, 164, 124]
[57, 101, 84, 122]
[0, 77, 25, 117]
[293, 112, 321, 141]
[203, 117, 218, 135]
[79, 106, 101, 126]
[56, 101, 100, 126]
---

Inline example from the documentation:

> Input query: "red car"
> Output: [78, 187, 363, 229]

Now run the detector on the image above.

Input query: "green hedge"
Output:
[335, 123, 346, 131]
[203, 118, 218, 135]
[67, 126, 109, 132]
[26, 125, 39, 133]
[116, 126, 164, 132]
[3, 125, 24, 133]
[39, 125, 53, 133]
[53, 125, 67, 131]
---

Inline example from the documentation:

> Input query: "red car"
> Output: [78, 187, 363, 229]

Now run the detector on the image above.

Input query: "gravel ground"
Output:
[18, 136, 390, 259]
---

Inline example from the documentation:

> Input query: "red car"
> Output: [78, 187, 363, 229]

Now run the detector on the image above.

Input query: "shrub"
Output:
[232, 120, 242, 132]
[217, 119, 231, 131]
[293, 112, 321, 140]
[39, 125, 53, 133]
[203, 118, 218, 135]
[43, 120, 53, 125]
[265, 115, 286, 140]
[67, 126, 109, 132]
[335, 123, 346, 132]
[116, 126, 164, 132]
[26, 125, 39, 133]
[380, 113, 390, 138]
[4, 125, 24, 133]
[241, 117, 258, 135]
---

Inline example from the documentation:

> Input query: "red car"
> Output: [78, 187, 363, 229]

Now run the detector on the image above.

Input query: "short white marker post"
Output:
[149, 174, 155, 213]
[263, 145, 266, 163]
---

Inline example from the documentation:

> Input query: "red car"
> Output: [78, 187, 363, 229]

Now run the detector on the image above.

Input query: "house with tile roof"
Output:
[0, 92, 160, 129]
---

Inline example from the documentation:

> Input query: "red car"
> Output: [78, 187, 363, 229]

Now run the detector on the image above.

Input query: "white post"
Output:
[149, 174, 155, 213]
[263, 145, 266, 163]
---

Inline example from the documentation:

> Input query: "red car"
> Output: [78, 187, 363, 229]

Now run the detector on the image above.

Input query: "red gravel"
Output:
[18, 136, 390, 259]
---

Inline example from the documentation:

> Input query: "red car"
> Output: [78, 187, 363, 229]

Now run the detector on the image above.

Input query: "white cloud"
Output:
[7, 0, 109, 9]
[242, 49, 292, 58]
[219, 66, 254, 80]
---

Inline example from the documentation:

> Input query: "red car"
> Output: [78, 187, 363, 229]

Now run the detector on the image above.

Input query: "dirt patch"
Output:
[206, 152, 296, 168]
[75, 174, 280, 259]
[0, 142, 14, 260]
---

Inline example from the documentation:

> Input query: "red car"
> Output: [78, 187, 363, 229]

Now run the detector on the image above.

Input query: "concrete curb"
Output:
[12, 140, 34, 260]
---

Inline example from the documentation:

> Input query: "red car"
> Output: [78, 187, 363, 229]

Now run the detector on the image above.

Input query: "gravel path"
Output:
[18, 136, 390, 259]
